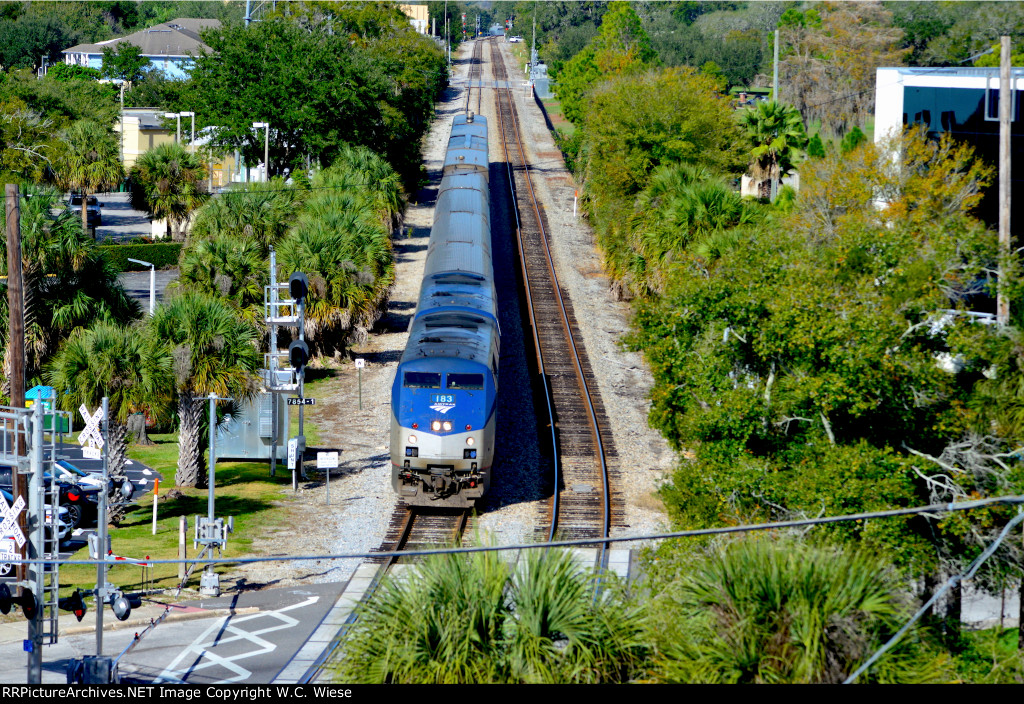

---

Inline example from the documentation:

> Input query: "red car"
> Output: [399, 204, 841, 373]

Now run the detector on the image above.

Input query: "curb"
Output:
[59, 606, 260, 637]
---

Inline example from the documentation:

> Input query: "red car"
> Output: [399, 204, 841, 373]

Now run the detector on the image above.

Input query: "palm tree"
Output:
[53, 120, 124, 237]
[319, 145, 406, 233]
[336, 548, 648, 683]
[148, 292, 261, 487]
[46, 321, 172, 524]
[279, 189, 394, 354]
[174, 234, 267, 329]
[740, 100, 807, 201]
[189, 178, 302, 250]
[628, 163, 757, 294]
[648, 539, 951, 684]
[128, 142, 209, 242]
[0, 185, 140, 390]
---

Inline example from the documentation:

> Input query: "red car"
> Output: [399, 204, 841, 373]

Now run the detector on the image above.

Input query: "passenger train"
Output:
[390, 112, 497, 507]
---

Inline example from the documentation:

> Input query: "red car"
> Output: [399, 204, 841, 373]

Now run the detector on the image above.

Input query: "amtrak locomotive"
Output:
[390, 112, 497, 506]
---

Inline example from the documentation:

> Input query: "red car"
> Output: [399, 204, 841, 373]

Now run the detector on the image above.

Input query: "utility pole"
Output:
[772, 28, 780, 102]
[998, 35, 1012, 327]
[5, 184, 27, 591]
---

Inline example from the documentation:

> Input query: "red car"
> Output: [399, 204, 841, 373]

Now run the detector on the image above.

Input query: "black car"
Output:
[0, 465, 100, 531]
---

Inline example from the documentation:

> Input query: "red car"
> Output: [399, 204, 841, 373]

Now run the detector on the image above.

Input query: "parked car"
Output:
[67, 194, 102, 226]
[508, 35, 523, 42]
[0, 465, 100, 531]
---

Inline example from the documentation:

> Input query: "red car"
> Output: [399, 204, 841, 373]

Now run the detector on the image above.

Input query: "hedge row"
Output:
[99, 243, 183, 271]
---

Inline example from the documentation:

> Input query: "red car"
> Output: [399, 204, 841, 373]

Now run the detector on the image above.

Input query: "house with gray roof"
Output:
[62, 18, 220, 80]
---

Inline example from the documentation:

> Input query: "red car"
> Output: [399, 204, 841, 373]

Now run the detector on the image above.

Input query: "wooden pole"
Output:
[998, 36, 1012, 327]
[5, 183, 27, 589]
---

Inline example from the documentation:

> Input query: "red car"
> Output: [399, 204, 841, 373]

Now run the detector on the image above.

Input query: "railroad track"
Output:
[464, 38, 483, 115]
[489, 41, 622, 562]
[372, 504, 471, 566]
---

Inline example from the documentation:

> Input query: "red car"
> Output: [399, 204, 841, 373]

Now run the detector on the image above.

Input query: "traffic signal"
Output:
[288, 272, 309, 306]
[59, 589, 88, 622]
[0, 583, 11, 614]
[289, 340, 310, 374]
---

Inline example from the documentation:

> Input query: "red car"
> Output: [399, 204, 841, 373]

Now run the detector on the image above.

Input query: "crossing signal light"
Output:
[0, 583, 38, 619]
[288, 272, 309, 306]
[111, 591, 131, 622]
[60, 589, 88, 622]
[289, 339, 310, 374]
[18, 590, 38, 620]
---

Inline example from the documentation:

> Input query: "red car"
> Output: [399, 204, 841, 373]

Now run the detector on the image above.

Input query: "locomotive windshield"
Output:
[403, 372, 442, 388]
[447, 373, 484, 390]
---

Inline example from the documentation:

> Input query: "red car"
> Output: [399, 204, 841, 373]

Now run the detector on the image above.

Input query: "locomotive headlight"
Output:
[431, 420, 442, 431]
[442, 421, 452, 431]
[408, 434, 417, 444]
[466, 437, 475, 446]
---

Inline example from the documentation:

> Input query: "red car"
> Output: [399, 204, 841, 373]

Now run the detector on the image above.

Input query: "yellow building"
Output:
[400, 4, 429, 34]
[113, 108, 175, 170]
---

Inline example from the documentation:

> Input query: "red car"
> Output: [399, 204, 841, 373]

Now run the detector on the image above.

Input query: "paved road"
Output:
[93, 192, 151, 243]
[0, 582, 347, 684]
[117, 269, 179, 312]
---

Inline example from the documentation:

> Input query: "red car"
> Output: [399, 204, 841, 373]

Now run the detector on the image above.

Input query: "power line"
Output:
[8, 493, 1024, 568]
[845, 508, 1024, 684]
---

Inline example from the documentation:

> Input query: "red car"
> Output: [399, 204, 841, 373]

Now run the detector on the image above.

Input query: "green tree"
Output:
[555, 1, 656, 126]
[175, 234, 267, 329]
[0, 185, 140, 392]
[648, 539, 952, 683]
[128, 142, 209, 242]
[629, 128, 1003, 575]
[0, 101, 59, 182]
[149, 292, 261, 488]
[53, 120, 124, 236]
[101, 42, 150, 83]
[46, 321, 172, 525]
[807, 132, 826, 159]
[185, 15, 445, 189]
[739, 100, 808, 201]
[627, 162, 757, 295]
[337, 547, 648, 683]
[189, 178, 302, 250]
[47, 63, 101, 82]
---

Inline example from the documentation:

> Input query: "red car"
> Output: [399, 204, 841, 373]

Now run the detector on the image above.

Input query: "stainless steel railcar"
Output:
[390, 113, 498, 506]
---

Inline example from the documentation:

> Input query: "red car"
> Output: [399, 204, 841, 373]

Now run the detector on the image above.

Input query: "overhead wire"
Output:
[10, 492, 1024, 568]
[844, 508, 1024, 684]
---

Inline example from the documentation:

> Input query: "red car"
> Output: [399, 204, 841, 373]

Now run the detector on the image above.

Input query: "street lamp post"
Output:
[126, 258, 155, 315]
[180, 111, 195, 151]
[252, 121, 269, 182]
[164, 112, 181, 144]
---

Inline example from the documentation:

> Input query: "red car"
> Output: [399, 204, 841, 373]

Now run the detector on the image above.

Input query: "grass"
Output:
[55, 388, 327, 600]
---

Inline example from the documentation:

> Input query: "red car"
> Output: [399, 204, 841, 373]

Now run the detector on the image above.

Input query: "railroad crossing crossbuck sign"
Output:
[0, 491, 26, 575]
[78, 404, 105, 460]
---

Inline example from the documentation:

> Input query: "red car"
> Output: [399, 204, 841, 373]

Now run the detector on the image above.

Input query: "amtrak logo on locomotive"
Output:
[430, 394, 456, 414]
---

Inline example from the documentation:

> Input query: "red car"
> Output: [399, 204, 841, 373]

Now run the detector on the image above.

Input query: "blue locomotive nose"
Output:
[393, 362, 495, 435]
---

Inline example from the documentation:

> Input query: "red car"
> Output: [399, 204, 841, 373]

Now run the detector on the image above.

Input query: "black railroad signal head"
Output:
[288, 272, 309, 305]
[59, 589, 88, 622]
[0, 583, 11, 615]
[289, 339, 310, 373]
